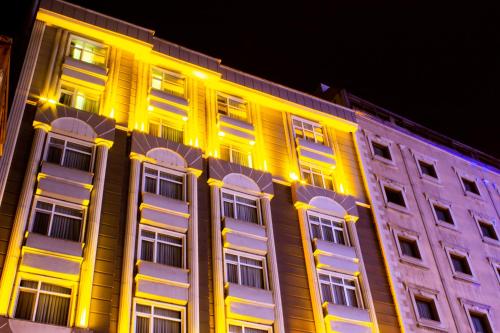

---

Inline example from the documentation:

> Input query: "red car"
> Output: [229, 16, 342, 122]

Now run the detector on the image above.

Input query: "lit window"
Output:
[217, 93, 249, 122]
[14, 280, 72, 327]
[135, 303, 182, 333]
[415, 296, 440, 322]
[45, 135, 94, 172]
[318, 272, 361, 308]
[139, 227, 184, 268]
[151, 68, 186, 98]
[308, 213, 347, 245]
[478, 220, 498, 241]
[59, 84, 100, 114]
[418, 160, 438, 179]
[292, 117, 325, 144]
[229, 324, 270, 333]
[300, 164, 334, 191]
[148, 116, 184, 143]
[143, 165, 184, 201]
[225, 251, 266, 289]
[30, 199, 84, 242]
[469, 311, 493, 333]
[69, 37, 107, 66]
[433, 205, 454, 224]
[462, 177, 481, 196]
[383, 186, 406, 207]
[220, 144, 252, 168]
[398, 236, 422, 259]
[222, 190, 259, 225]
[449, 253, 472, 276]
[371, 141, 392, 160]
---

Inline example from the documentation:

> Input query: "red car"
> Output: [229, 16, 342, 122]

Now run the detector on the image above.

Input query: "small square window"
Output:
[372, 142, 392, 160]
[433, 205, 454, 224]
[415, 297, 440, 322]
[384, 186, 406, 207]
[398, 237, 421, 259]
[418, 160, 437, 178]
[462, 178, 480, 196]
[450, 253, 472, 276]
[469, 311, 493, 333]
[478, 221, 498, 241]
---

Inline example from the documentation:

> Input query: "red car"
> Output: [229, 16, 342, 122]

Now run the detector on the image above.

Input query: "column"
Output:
[117, 156, 141, 333]
[260, 195, 286, 333]
[0, 20, 46, 205]
[75, 142, 111, 328]
[209, 179, 226, 331]
[0, 124, 49, 314]
[187, 169, 201, 333]
[296, 205, 326, 333]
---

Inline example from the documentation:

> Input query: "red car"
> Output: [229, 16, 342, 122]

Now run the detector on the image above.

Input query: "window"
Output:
[308, 213, 347, 245]
[59, 84, 100, 114]
[217, 93, 249, 122]
[300, 164, 334, 191]
[30, 198, 84, 242]
[292, 117, 325, 144]
[220, 144, 252, 168]
[318, 272, 361, 308]
[229, 324, 269, 333]
[221, 190, 260, 224]
[225, 251, 266, 289]
[383, 186, 406, 207]
[371, 141, 392, 160]
[135, 303, 182, 333]
[478, 220, 498, 241]
[151, 68, 185, 98]
[418, 160, 438, 179]
[469, 311, 493, 333]
[462, 177, 480, 196]
[14, 279, 72, 327]
[148, 116, 184, 143]
[139, 227, 184, 268]
[398, 236, 421, 259]
[143, 165, 184, 201]
[415, 296, 440, 322]
[68, 37, 107, 66]
[449, 253, 472, 276]
[45, 135, 94, 172]
[433, 205, 454, 224]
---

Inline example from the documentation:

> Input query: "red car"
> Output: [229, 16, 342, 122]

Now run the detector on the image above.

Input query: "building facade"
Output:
[0, 0, 400, 332]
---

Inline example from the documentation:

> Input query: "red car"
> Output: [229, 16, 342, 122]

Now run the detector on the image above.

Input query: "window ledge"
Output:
[420, 174, 442, 186]
[453, 272, 479, 285]
[482, 237, 500, 248]
[386, 202, 411, 215]
[373, 155, 397, 167]
[435, 221, 459, 232]
[416, 319, 448, 332]
[399, 256, 429, 270]
[464, 191, 484, 201]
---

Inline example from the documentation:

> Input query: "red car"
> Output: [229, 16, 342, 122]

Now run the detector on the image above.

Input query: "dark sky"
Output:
[7, 0, 500, 158]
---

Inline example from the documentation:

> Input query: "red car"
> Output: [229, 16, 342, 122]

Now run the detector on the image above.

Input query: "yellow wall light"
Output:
[192, 70, 207, 79]
[48, 99, 57, 105]
[182, 116, 188, 121]
[289, 172, 299, 181]
[249, 140, 255, 146]
[147, 105, 154, 111]
[218, 131, 225, 137]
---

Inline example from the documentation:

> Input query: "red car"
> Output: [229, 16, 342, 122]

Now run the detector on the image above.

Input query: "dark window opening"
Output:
[399, 237, 421, 259]
[479, 221, 498, 241]
[462, 178, 480, 195]
[372, 142, 392, 160]
[415, 297, 440, 322]
[434, 205, 454, 224]
[384, 187, 406, 207]
[419, 161, 437, 178]
[450, 254, 472, 275]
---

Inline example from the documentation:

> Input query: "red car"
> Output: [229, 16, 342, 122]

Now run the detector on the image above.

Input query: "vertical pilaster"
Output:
[187, 170, 201, 333]
[296, 205, 326, 333]
[0, 20, 45, 205]
[117, 156, 141, 333]
[41, 27, 61, 98]
[47, 30, 69, 99]
[261, 195, 285, 333]
[0, 125, 49, 315]
[209, 180, 226, 331]
[76, 142, 111, 328]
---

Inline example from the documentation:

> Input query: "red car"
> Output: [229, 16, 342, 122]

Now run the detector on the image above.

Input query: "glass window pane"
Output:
[227, 263, 239, 284]
[32, 211, 50, 236]
[141, 240, 154, 262]
[14, 291, 36, 320]
[34, 293, 70, 326]
[135, 315, 150, 333]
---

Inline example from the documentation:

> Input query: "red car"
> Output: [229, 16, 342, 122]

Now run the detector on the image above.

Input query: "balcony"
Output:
[324, 303, 372, 333]
[20, 233, 83, 281]
[222, 217, 268, 255]
[135, 260, 189, 305]
[314, 239, 360, 275]
[61, 56, 107, 90]
[218, 114, 256, 143]
[225, 283, 275, 325]
[296, 138, 336, 169]
[139, 192, 189, 232]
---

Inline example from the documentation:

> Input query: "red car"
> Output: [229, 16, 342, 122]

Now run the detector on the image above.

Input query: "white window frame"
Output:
[28, 196, 87, 243]
[11, 273, 77, 327]
[151, 67, 186, 98]
[460, 175, 483, 199]
[367, 135, 395, 165]
[219, 143, 253, 168]
[317, 270, 364, 309]
[307, 211, 349, 246]
[460, 299, 495, 333]
[390, 226, 426, 268]
[414, 154, 440, 183]
[221, 188, 261, 225]
[142, 163, 186, 201]
[429, 199, 457, 231]
[380, 179, 409, 212]
[132, 298, 185, 333]
[291, 116, 326, 145]
[407, 285, 445, 330]
[444, 246, 476, 283]
[216, 92, 249, 122]
[43, 132, 96, 172]
[223, 249, 268, 290]
[227, 320, 273, 333]
[300, 162, 334, 191]
[67, 34, 108, 67]
[147, 114, 185, 144]
[137, 224, 186, 269]
[57, 82, 101, 114]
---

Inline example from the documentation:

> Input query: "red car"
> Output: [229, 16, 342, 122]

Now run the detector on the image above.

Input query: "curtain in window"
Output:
[227, 262, 238, 284]
[310, 224, 321, 239]
[236, 204, 257, 224]
[333, 285, 346, 305]
[247, 328, 267, 333]
[145, 176, 157, 194]
[240, 258, 263, 289]
[135, 316, 149, 333]
[141, 240, 154, 262]
[157, 242, 182, 267]
[322, 225, 334, 242]
[229, 325, 243, 333]
[320, 283, 333, 303]
[161, 126, 183, 144]
[224, 201, 235, 219]
[51, 214, 81, 242]
[312, 173, 323, 187]
[63, 149, 90, 171]
[334, 223, 345, 245]
[14, 290, 36, 320]
[33, 211, 50, 235]
[47, 146, 63, 165]
[159, 179, 182, 200]
[472, 315, 487, 333]
[416, 300, 433, 320]
[346, 289, 358, 307]
[154, 317, 180, 333]
[35, 293, 70, 326]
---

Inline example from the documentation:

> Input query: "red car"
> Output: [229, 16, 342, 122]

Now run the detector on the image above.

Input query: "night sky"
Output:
[5, 0, 500, 158]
